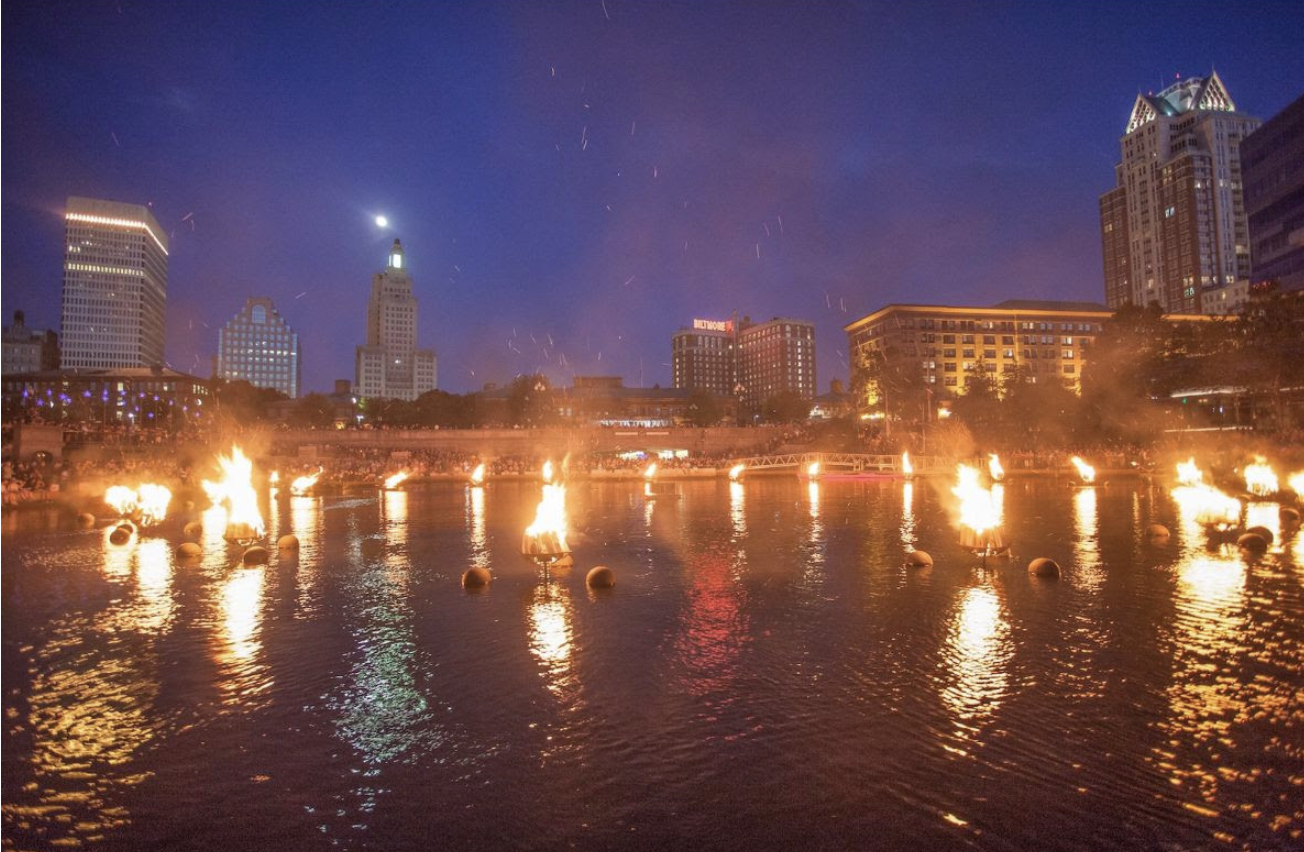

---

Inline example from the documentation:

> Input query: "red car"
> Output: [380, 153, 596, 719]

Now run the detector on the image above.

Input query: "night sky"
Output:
[4, 1, 1302, 395]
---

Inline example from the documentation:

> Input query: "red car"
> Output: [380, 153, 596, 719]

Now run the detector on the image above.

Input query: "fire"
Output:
[1290, 471, 1304, 495]
[1175, 458, 1203, 486]
[902, 452, 913, 476]
[729, 463, 745, 482]
[1173, 484, 1242, 531]
[290, 470, 321, 496]
[469, 462, 486, 486]
[269, 471, 280, 485]
[644, 461, 658, 480]
[202, 447, 265, 541]
[1070, 456, 1096, 484]
[1243, 458, 1278, 497]
[523, 461, 568, 561]
[953, 464, 1000, 535]
[384, 471, 410, 489]
[988, 454, 1004, 482]
[808, 461, 821, 477]
[104, 483, 172, 527]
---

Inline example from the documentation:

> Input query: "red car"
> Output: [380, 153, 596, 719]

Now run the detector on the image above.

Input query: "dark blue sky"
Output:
[4, 1, 1302, 394]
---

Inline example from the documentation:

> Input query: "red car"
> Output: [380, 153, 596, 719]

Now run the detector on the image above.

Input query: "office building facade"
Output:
[61, 197, 169, 369]
[1241, 93, 1304, 294]
[2, 311, 60, 376]
[1100, 72, 1260, 315]
[216, 297, 301, 398]
[355, 239, 437, 401]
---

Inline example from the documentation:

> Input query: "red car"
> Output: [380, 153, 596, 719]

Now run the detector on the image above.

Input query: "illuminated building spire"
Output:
[388, 238, 404, 271]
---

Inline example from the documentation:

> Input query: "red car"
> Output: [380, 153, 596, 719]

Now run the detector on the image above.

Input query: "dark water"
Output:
[3, 478, 1302, 851]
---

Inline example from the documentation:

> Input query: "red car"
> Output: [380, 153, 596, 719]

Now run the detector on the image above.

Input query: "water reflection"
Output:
[289, 495, 321, 617]
[215, 564, 269, 706]
[939, 584, 1012, 739]
[729, 481, 746, 543]
[671, 550, 747, 698]
[528, 581, 575, 699]
[467, 485, 489, 569]
[1072, 487, 1103, 590]
[383, 489, 409, 577]
[133, 539, 174, 635]
[900, 482, 916, 551]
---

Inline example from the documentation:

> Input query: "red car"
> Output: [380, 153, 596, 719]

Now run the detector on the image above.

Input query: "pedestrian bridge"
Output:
[731, 452, 953, 475]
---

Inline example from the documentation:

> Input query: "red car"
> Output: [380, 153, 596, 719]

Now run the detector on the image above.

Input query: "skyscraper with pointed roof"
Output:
[1100, 71, 1261, 314]
[354, 239, 437, 400]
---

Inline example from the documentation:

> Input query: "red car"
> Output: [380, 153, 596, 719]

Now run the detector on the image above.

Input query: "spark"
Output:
[601, 0, 610, 20]
[630, 120, 636, 135]
[826, 292, 831, 308]
[653, 165, 658, 178]
[454, 265, 461, 272]
[755, 243, 761, 259]
[840, 298, 846, 313]
[778, 214, 784, 234]
[111, 132, 120, 147]
[763, 222, 771, 237]
[551, 65, 556, 77]
[624, 275, 635, 287]
[547, 334, 554, 347]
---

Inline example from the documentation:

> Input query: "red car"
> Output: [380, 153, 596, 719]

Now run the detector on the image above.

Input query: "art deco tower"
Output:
[61, 197, 169, 369]
[1100, 72, 1260, 314]
[354, 239, 437, 400]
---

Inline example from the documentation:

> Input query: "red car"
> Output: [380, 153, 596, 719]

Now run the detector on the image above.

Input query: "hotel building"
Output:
[672, 315, 816, 415]
[215, 297, 301, 398]
[1100, 72, 1260, 314]
[355, 239, 437, 401]
[845, 300, 1112, 405]
[61, 197, 169, 369]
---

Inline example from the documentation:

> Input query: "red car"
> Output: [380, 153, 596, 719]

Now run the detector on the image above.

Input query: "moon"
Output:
[375, 215, 389, 228]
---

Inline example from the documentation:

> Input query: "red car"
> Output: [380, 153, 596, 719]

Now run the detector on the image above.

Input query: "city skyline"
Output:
[4, 1, 1303, 394]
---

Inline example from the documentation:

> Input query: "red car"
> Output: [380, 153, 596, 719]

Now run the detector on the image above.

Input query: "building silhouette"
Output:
[1242, 92, 1304, 294]
[355, 239, 437, 401]
[1100, 72, 1260, 314]
[61, 197, 169, 369]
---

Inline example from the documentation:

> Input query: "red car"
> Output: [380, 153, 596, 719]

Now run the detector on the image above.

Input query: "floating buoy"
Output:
[1146, 523, 1170, 540]
[183, 521, 203, 540]
[1281, 506, 1301, 527]
[77, 512, 96, 528]
[242, 546, 270, 565]
[108, 525, 133, 546]
[905, 550, 933, 568]
[1236, 533, 1267, 554]
[586, 566, 616, 589]
[277, 534, 299, 551]
[176, 542, 202, 558]
[1028, 557, 1060, 578]
[462, 567, 492, 588]
[1246, 526, 1274, 546]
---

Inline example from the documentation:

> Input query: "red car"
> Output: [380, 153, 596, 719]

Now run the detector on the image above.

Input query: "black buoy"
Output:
[905, 550, 933, 568]
[1236, 533, 1267, 554]
[176, 542, 202, 558]
[586, 566, 616, 589]
[462, 567, 492, 589]
[1028, 557, 1060, 578]
[1147, 523, 1170, 540]
[242, 546, 270, 565]
[77, 512, 96, 528]
[182, 521, 203, 540]
[1246, 526, 1274, 546]
[277, 534, 299, 551]
[1281, 506, 1301, 527]
[108, 525, 133, 546]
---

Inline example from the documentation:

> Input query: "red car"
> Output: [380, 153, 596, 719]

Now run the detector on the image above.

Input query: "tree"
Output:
[761, 391, 810, 423]
[289, 393, 336, 428]
[684, 388, 724, 427]
[950, 363, 1003, 446]
[1079, 303, 1169, 444]
[507, 374, 555, 427]
[853, 343, 928, 433]
[1232, 287, 1304, 430]
[214, 379, 287, 424]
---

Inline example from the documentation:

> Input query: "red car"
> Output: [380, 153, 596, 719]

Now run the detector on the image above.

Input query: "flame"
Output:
[269, 471, 280, 485]
[807, 461, 821, 477]
[469, 462, 486, 486]
[1070, 456, 1096, 483]
[202, 447, 265, 540]
[384, 471, 410, 489]
[524, 476, 569, 558]
[1176, 458, 1203, 486]
[988, 454, 1004, 482]
[104, 483, 172, 527]
[1173, 484, 1242, 531]
[953, 464, 999, 535]
[729, 463, 745, 482]
[541, 460, 555, 484]
[290, 470, 321, 496]
[644, 461, 658, 480]
[1290, 471, 1304, 495]
[902, 452, 913, 476]
[1243, 458, 1278, 497]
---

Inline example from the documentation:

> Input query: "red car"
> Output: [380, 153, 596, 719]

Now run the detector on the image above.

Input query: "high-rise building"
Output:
[215, 297, 301, 398]
[672, 314, 816, 415]
[355, 239, 437, 401]
[672, 318, 737, 398]
[1241, 93, 1304, 294]
[61, 197, 169, 369]
[2, 311, 60, 376]
[737, 317, 816, 413]
[1100, 72, 1261, 315]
